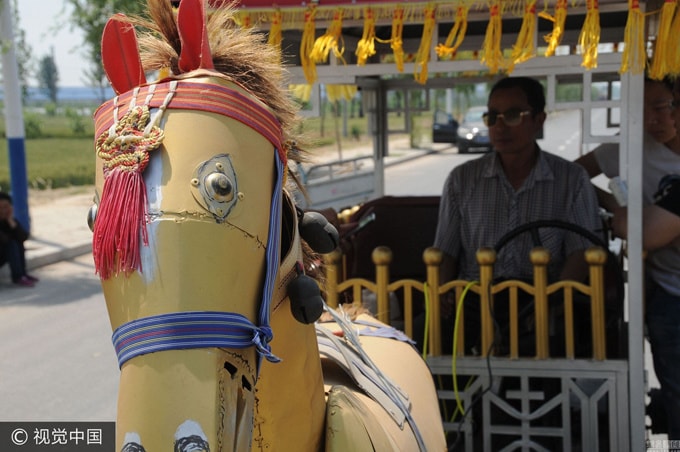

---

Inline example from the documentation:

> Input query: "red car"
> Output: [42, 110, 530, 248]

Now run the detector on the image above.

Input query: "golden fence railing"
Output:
[323, 245, 609, 360]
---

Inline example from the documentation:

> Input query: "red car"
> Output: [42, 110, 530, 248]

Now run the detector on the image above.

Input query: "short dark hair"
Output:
[489, 76, 546, 113]
[0, 192, 12, 204]
[644, 75, 675, 94]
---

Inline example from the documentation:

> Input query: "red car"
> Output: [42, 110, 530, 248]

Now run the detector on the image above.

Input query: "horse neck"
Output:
[251, 216, 326, 451]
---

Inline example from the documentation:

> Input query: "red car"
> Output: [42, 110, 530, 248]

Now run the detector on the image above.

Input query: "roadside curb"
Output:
[26, 241, 93, 271]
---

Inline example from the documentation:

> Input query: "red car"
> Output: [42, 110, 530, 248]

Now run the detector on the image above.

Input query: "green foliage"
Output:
[44, 102, 57, 117]
[38, 53, 59, 104]
[65, 0, 146, 90]
[350, 124, 361, 140]
[23, 114, 43, 139]
[65, 108, 87, 135]
[0, 136, 94, 190]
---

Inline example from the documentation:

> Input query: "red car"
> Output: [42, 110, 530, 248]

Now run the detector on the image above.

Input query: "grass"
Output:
[0, 105, 435, 191]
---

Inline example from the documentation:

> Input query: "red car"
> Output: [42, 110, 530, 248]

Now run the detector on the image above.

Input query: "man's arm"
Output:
[574, 145, 621, 212]
[574, 151, 604, 178]
[612, 205, 680, 250]
[559, 250, 589, 282]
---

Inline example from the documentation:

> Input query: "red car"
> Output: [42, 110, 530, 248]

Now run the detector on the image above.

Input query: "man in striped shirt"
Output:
[434, 76, 601, 355]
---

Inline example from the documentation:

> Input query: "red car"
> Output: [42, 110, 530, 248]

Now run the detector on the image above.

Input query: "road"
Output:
[0, 255, 119, 421]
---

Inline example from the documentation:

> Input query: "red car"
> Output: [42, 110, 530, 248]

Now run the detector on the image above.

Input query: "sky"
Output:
[15, 0, 87, 87]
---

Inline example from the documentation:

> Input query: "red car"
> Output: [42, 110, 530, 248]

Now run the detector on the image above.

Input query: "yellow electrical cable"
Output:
[451, 281, 478, 418]
[422, 282, 431, 360]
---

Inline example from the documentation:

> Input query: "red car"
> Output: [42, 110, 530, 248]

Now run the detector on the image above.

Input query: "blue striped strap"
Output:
[112, 311, 281, 368]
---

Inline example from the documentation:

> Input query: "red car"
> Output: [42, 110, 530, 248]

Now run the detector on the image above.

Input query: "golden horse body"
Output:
[91, 1, 445, 451]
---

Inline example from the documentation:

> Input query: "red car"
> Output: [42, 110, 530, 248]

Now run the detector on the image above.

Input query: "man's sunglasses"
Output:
[482, 109, 533, 127]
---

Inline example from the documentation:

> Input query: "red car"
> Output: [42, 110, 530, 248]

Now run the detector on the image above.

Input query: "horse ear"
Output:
[177, 0, 215, 72]
[101, 14, 147, 95]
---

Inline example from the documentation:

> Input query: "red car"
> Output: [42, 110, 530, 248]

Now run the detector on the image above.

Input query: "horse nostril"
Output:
[205, 172, 234, 202]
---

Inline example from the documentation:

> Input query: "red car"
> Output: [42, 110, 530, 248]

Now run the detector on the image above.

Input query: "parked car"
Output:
[431, 110, 459, 144]
[456, 106, 492, 154]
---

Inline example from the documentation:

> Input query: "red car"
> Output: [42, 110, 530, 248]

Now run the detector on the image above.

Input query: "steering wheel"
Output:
[493, 219, 626, 357]
[494, 219, 624, 305]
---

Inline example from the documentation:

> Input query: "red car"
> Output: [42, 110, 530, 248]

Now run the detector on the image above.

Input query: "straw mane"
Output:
[125, 0, 303, 161]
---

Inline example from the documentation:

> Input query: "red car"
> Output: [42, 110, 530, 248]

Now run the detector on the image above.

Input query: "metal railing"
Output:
[324, 245, 609, 360]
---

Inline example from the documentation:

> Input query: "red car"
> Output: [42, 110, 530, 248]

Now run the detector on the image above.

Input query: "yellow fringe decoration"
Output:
[326, 84, 358, 103]
[578, 0, 600, 69]
[649, 0, 677, 79]
[267, 9, 283, 51]
[300, 6, 318, 84]
[509, 0, 538, 71]
[356, 8, 377, 66]
[481, 0, 505, 75]
[236, 11, 253, 29]
[391, 5, 406, 72]
[668, 0, 680, 76]
[290, 84, 313, 103]
[414, 4, 437, 84]
[619, 0, 647, 75]
[310, 8, 345, 64]
[540, 0, 568, 57]
[436, 5, 470, 60]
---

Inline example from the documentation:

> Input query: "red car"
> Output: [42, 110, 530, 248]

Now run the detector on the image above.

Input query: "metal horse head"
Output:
[91, 1, 324, 450]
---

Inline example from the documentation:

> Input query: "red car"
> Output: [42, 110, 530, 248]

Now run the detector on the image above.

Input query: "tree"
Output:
[64, 0, 145, 101]
[37, 50, 59, 105]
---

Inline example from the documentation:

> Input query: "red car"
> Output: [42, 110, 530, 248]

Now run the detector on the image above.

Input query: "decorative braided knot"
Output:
[93, 105, 166, 279]
[96, 105, 165, 176]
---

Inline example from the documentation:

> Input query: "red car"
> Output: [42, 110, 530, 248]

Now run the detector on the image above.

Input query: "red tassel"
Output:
[93, 105, 164, 279]
[93, 168, 149, 279]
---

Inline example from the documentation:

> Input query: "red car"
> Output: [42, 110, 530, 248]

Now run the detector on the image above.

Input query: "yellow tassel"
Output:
[578, 0, 600, 69]
[414, 4, 437, 84]
[391, 5, 406, 72]
[300, 6, 318, 84]
[509, 0, 538, 71]
[310, 8, 345, 64]
[436, 5, 470, 60]
[649, 0, 677, 79]
[540, 0, 568, 57]
[481, 1, 504, 75]
[356, 8, 377, 66]
[236, 11, 253, 29]
[667, 0, 680, 76]
[290, 84, 313, 103]
[267, 10, 283, 51]
[326, 84, 358, 103]
[619, 0, 647, 75]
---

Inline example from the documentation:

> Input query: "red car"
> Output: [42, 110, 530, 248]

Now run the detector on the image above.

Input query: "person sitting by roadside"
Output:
[433, 76, 602, 356]
[0, 192, 38, 287]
